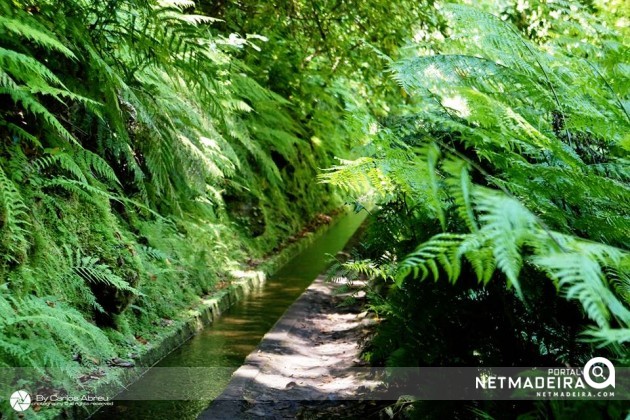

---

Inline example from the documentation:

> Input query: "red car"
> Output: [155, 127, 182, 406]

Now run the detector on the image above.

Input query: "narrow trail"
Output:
[199, 276, 380, 419]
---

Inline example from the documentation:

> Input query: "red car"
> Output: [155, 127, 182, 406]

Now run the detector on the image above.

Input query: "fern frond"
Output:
[397, 233, 467, 284]
[1, 87, 78, 144]
[78, 149, 121, 186]
[0, 15, 76, 58]
[0, 46, 64, 86]
[33, 152, 88, 183]
[65, 247, 139, 294]
[534, 253, 612, 328]
[475, 190, 537, 298]
[444, 159, 478, 232]
[582, 328, 630, 348]
[0, 166, 30, 263]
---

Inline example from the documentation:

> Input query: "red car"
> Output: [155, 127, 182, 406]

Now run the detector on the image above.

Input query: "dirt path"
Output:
[198, 275, 380, 419]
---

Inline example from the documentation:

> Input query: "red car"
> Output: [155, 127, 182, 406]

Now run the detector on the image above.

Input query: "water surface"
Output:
[91, 211, 366, 419]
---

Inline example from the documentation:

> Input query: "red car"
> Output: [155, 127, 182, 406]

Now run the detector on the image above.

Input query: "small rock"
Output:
[108, 358, 135, 368]
[359, 318, 377, 327]
[356, 311, 368, 319]
[135, 336, 148, 345]
[160, 318, 174, 327]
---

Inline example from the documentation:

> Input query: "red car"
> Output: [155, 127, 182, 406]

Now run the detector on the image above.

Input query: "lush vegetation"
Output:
[324, 1, 629, 418]
[0, 0, 427, 415]
[0, 0, 361, 397]
[0, 0, 628, 418]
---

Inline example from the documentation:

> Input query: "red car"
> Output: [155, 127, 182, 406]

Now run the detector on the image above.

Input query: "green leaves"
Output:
[327, 3, 630, 355]
[0, 291, 115, 376]
[0, 13, 85, 146]
[67, 247, 140, 296]
[0, 15, 76, 58]
[397, 233, 466, 285]
[475, 190, 537, 298]
[0, 166, 30, 263]
[533, 236, 630, 327]
[0, 0, 374, 383]
[396, 190, 534, 297]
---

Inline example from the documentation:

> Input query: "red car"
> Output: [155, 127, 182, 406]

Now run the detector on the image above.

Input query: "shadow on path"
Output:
[198, 276, 381, 419]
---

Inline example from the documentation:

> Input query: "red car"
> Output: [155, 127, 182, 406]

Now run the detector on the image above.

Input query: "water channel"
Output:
[91, 210, 366, 419]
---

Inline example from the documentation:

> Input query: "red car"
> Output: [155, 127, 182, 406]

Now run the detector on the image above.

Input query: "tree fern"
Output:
[394, 186, 629, 347]
[325, 4, 630, 352]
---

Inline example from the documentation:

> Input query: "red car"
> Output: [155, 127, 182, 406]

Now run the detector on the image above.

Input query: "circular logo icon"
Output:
[10, 389, 31, 412]
[583, 357, 615, 389]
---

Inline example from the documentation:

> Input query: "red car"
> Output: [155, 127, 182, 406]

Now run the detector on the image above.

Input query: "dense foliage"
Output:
[0, 0, 431, 415]
[323, 1, 629, 417]
[0, 0, 365, 394]
[0, 0, 627, 418]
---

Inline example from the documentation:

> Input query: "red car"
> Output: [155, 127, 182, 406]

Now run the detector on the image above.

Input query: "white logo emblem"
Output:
[583, 357, 615, 389]
[10, 389, 31, 412]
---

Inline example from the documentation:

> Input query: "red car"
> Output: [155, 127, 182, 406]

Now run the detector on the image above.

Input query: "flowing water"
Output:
[91, 211, 366, 419]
